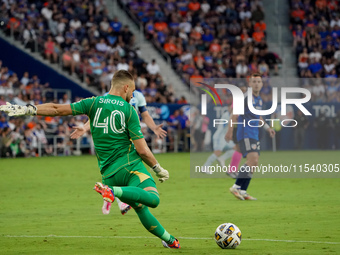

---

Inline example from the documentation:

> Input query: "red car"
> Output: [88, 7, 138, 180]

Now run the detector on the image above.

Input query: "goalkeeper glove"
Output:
[152, 163, 169, 183]
[0, 102, 37, 116]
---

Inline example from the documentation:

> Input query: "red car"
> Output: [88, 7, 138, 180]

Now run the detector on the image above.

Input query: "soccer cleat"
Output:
[229, 187, 245, 200]
[93, 182, 105, 195]
[162, 238, 181, 249]
[93, 182, 115, 203]
[242, 193, 257, 200]
[102, 201, 112, 215]
[119, 203, 131, 215]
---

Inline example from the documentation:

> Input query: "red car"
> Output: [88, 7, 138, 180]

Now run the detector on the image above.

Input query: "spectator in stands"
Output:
[0, 96, 6, 106]
[95, 38, 109, 52]
[62, 49, 74, 74]
[323, 44, 335, 60]
[236, 59, 248, 78]
[0, 114, 8, 129]
[258, 59, 269, 75]
[330, 14, 340, 28]
[1, 126, 13, 157]
[164, 37, 177, 57]
[201, 0, 211, 13]
[293, 24, 306, 47]
[44, 36, 58, 63]
[32, 122, 52, 155]
[71, 49, 81, 74]
[262, 48, 280, 75]
[324, 58, 335, 75]
[298, 47, 309, 72]
[254, 20, 266, 33]
[239, 5, 252, 20]
[319, 16, 329, 28]
[252, 26, 265, 43]
[252, 4, 265, 22]
[308, 58, 323, 76]
[89, 56, 103, 76]
[290, 5, 305, 26]
[177, 96, 187, 104]
[326, 78, 339, 102]
[22, 23, 37, 52]
[120, 25, 134, 46]
[146, 59, 160, 75]
[228, 19, 242, 39]
[20, 72, 30, 87]
[110, 16, 122, 32]
[309, 47, 322, 62]
[59, 93, 71, 104]
[117, 58, 129, 71]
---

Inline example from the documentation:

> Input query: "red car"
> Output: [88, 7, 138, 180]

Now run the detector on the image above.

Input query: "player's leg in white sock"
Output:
[232, 184, 241, 189]
[218, 149, 234, 162]
[116, 197, 123, 208]
[203, 153, 218, 167]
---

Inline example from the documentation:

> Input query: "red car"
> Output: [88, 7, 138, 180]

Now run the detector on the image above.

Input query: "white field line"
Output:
[2, 235, 340, 245]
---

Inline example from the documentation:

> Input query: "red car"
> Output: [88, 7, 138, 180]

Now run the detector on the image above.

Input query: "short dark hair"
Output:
[111, 70, 134, 88]
[250, 72, 261, 78]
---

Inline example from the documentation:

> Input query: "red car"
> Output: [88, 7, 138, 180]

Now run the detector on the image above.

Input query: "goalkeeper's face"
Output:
[125, 82, 135, 103]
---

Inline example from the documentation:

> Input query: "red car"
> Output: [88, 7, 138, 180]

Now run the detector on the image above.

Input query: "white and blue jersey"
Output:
[129, 90, 147, 113]
[213, 111, 234, 151]
[104, 90, 147, 114]
[237, 94, 263, 141]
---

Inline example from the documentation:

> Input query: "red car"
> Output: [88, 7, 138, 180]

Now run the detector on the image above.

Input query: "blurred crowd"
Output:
[0, 60, 190, 158]
[0, 0, 179, 103]
[0, 113, 91, 158]
[122, 0, 281, 86]
[0, 59, 91, 158]
[291, 0, 340, 102]
[0, 109, 190, 158]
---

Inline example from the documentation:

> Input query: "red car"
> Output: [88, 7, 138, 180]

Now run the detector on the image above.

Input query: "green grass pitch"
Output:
[0, 151, 340, 255]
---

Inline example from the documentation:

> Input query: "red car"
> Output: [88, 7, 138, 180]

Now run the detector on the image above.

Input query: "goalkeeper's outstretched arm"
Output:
[36, 103, 72, 116]
[0, 102, 72, 117]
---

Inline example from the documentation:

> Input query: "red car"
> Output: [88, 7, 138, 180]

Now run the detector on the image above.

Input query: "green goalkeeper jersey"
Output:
[70, 94, 144, 178]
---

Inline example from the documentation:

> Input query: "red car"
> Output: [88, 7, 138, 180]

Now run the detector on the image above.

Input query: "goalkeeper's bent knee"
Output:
[148, 193, 160, 208]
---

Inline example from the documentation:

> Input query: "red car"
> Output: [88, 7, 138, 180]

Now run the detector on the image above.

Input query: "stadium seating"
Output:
[290, 0, 340, 102]
[120, 0, 281, 100]
[0, 0, 177, 103]
[0, 60, 93, 158]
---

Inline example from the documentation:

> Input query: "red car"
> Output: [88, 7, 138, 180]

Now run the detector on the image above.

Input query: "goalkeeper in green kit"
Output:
[0, 70, 180, 249]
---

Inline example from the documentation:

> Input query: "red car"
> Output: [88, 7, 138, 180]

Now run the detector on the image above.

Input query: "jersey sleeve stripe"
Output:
[88, 97, 97, 115]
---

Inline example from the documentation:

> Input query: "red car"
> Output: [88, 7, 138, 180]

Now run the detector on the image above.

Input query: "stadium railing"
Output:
[16, 132, 187, 158]
[34, 135, 94, 157]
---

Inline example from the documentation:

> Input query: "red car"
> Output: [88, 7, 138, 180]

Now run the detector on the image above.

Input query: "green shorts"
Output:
[102, 161, 156, 190]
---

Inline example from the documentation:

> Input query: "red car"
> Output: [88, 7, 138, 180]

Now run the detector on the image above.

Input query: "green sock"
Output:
[135, 206, 174, 243]
[112, 186, 159, 208]
[111, 187, 175, 243]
